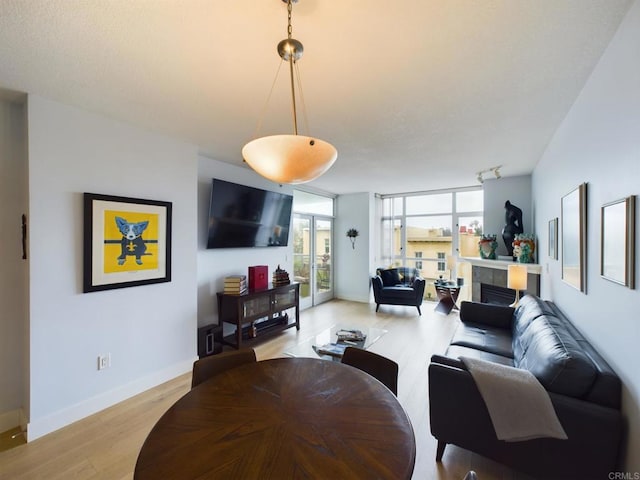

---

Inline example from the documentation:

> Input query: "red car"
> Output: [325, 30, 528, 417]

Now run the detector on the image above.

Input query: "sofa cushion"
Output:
[445, 345, 514, 366]
[512, 294, 556, 337]
[379, 268, 401, 287]
[450, 322, 514, 358]
[379, 285, 415, 300]
[460, 301, 514, 329]
[514, 315, 597, 398]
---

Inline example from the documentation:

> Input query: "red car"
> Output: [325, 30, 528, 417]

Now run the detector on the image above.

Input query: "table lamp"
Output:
[507, 264, 527, 307]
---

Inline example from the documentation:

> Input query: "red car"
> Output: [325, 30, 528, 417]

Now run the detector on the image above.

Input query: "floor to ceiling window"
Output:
[292, 190, 335, 309]
[380, 187, 483, 301]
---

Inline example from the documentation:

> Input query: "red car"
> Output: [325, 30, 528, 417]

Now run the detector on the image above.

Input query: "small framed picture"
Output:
[83, 193, 172, 292]
[548, 217, 558, 260]
[601, 195, 635, 288]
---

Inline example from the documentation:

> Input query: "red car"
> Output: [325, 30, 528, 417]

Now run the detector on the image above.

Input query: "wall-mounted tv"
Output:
[206, 179, 293, 249]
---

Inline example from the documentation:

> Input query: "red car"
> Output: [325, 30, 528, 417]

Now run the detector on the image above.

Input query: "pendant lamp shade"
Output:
[243, 134, 337, 184]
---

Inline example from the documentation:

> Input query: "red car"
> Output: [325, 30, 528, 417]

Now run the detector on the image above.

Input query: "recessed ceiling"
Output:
[0, 0, 632, 194]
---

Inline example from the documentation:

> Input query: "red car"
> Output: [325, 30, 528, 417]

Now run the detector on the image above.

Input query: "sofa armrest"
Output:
[413, 277, 426, 300]
[430, 354, 466, 370]
[371, 275, 383, 301]
[459, 301, 514, 329]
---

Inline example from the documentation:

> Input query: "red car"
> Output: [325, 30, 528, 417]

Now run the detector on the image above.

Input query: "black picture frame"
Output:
[83, 193, 172, 293]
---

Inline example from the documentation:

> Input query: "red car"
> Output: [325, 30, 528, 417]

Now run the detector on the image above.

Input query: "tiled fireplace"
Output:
[462, 258, 541, 304]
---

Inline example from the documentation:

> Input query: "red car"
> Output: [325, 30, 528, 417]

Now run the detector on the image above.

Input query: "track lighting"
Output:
[475, 165, 503, 184]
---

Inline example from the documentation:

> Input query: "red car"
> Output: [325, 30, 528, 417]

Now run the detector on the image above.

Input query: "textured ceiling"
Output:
[0, 0, 632, 194]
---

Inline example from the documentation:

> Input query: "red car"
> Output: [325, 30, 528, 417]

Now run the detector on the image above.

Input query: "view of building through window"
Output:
[381, 188, 483, 300]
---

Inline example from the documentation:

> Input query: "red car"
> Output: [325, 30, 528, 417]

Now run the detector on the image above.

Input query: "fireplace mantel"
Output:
[461, 257, 542, 274]
[461, 257, 541, 302]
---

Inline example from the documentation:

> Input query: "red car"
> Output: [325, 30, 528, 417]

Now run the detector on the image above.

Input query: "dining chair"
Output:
[191, 348, 256, 388]
[341, 347, 399, 395]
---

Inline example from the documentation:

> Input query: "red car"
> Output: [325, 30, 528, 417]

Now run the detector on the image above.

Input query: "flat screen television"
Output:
[206, 179, 293, 248]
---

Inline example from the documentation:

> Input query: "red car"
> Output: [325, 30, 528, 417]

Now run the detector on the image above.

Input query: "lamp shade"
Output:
[242, 135, 337, 184]
[507, 264, 528, 291]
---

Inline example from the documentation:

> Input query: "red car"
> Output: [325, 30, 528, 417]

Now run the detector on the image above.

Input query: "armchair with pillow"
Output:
[372, 267, 426, 315]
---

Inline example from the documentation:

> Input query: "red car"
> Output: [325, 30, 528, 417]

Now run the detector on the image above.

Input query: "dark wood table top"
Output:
[134, 357, 415, 480]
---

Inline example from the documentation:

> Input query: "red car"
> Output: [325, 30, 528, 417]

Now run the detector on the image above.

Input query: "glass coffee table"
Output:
[285, 325, 388, 361]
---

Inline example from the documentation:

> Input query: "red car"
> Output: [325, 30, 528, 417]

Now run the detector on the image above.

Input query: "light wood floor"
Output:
[0, 299, 534, 480]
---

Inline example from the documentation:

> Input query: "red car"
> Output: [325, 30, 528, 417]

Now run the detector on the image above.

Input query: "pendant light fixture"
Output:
[242, 0, 337, 184]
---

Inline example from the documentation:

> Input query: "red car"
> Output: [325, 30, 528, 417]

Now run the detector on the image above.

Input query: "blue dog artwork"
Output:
[115, 216, 149, 265]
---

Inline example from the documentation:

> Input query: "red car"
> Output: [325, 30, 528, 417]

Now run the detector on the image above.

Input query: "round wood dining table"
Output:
[134, 357, 415, 479]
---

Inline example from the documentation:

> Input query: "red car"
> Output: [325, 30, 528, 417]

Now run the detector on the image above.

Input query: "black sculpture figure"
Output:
[502, 200, 523, 258]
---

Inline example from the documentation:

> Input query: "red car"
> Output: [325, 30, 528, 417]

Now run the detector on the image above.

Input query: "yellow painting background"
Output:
[103, 210, 159, 273]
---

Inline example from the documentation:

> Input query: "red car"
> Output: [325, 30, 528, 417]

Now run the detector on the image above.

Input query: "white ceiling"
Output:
[0, 0, 632, 195]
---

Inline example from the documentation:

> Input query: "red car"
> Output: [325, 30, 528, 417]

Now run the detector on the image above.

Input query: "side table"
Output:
[434, 282, 461, 315]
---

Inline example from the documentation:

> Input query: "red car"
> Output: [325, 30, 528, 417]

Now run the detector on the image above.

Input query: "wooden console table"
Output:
[217, 283, 299, 349]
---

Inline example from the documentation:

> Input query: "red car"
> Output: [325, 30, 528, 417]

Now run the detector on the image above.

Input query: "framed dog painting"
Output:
[83, 193, 172, 292]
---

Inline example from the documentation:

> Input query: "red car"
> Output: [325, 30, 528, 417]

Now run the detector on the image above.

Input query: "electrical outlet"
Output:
[98, 353, 111, 370]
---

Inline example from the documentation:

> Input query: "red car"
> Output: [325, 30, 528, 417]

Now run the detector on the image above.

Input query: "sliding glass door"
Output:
[292, 214, 333, 309]
[314, 218, 333, 304]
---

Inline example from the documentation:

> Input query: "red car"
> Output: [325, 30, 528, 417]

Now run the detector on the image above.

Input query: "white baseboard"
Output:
[335, 294, 370, 303]
[27, 358, 195, 441]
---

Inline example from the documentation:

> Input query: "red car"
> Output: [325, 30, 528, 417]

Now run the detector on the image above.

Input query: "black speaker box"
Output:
[197, 324, 223, 358]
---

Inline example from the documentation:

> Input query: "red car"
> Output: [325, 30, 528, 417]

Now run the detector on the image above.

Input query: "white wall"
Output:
[334, 192, 375, 303]
[532, 0, 640, 471]
[483, 175, 533, 258]
[0, 95, 29, 432]
[197, 156, 293, 327]
[26, 96, 199, 440]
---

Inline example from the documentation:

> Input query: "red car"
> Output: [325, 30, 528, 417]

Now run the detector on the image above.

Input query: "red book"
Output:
[248, 265, 268, 290]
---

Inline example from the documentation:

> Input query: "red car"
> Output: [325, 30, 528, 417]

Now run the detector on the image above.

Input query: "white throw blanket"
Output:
[460, 356, 568, 442]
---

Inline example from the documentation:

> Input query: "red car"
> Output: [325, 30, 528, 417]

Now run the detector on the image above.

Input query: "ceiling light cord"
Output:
[250, 61, 286, 141]
[287, 0, 293, 39]
[288, 54, 298, 135]
[295, 61, 310, 137]
[286, 0, 298, 134]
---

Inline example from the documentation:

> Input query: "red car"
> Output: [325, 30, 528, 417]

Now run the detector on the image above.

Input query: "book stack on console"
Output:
[272, 264, 290, 287]
[224, 275, 247, 295]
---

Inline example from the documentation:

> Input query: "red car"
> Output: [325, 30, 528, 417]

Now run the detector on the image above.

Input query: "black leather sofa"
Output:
[372, 267, 426, 315]
[429, 295, 623, 479]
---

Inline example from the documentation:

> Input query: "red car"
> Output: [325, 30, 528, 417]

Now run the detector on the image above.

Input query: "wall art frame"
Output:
[600, 195, 635, 288]
[83, 193, 172, 293]
[548, 217, 558, 260]
[561, 183, 587, 293]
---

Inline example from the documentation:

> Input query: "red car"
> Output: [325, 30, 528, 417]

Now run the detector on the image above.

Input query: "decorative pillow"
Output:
[397, 267, 416, 285]
[380, 268, 401, 287]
